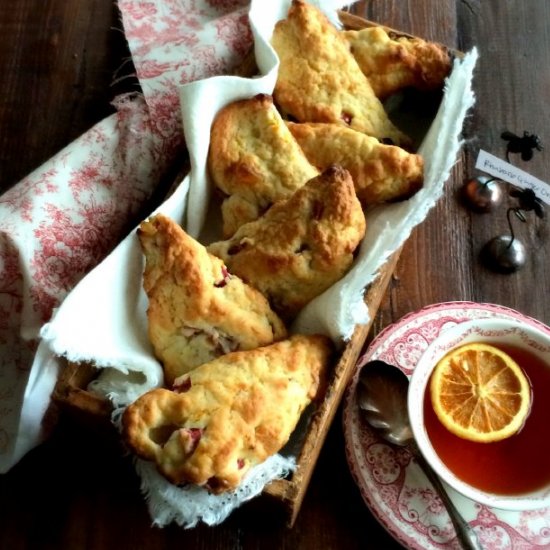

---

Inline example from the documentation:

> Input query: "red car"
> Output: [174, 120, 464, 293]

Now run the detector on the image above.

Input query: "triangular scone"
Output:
[122, 334, 332, 493]
[208, 94, 319, 238]
[208, 166, 366, 321]
[138, 214, 287, 385]
[287, 122, 423, 206]
[271, 0, 409, 146]
[343, 26, 452, 99]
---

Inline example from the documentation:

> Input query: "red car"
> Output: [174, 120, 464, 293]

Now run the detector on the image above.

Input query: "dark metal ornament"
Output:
[509, 187, 545, 219]
[462, 176, 503, 212]
[501, 131, 543, 162]
[481, 187, 545, 273]
[482, 235, 527, 273]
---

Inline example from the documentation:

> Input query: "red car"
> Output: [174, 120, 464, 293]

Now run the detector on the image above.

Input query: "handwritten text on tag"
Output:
[475, 149, 550, 205]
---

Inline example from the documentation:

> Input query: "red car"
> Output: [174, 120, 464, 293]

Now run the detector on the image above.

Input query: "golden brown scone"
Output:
[271, 0, 409, 146]
[343, 26, 452, 99]
[287, 122, 423, 205]
[122, 334, 332, 493]
[138, 214, 287, 385]
[208, 94, 319, 238]
[208, 166, 366, 321]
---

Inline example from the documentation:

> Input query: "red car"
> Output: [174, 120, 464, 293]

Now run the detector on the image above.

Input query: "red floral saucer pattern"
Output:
[343, 301, 550, 550]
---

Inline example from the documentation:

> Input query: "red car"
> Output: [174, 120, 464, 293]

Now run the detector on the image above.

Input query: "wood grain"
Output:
[0, 1, 136, 193]
[2, 1, 550, 548]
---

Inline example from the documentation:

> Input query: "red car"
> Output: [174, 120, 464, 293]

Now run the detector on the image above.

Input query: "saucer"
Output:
[343, 301, 550, 549]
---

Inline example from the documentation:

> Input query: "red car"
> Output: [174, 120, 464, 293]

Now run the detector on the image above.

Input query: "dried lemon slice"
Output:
[430, 343, 532, 443]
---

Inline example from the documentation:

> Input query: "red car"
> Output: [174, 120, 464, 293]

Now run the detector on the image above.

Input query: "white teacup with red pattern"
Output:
[408, 318, 550, 510]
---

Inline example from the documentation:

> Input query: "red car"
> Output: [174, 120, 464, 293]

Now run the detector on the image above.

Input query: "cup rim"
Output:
[407, 317, 550, 511]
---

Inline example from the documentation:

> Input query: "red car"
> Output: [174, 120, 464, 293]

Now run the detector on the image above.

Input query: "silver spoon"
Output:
[357, 360, 483, 550]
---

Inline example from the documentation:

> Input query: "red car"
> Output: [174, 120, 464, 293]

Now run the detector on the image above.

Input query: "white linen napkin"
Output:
[13, 0, 478, 528]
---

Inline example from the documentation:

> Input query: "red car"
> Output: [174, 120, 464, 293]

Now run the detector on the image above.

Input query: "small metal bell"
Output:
[482, 235, 526, 273]
[462, 176, 503, 212]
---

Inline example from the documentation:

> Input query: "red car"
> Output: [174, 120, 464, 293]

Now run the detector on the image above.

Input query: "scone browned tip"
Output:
[287, 122, 423, 205]
[208, 166, 366, 321]
[208, 93, 318, 238]
[122, 334, 333, 493]
[343, 26, 452, 99]
[271, 0, 410, 147]
[137, 214, 286, 385]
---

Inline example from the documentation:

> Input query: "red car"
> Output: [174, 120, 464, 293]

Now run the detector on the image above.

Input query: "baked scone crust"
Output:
[287, 122, 423, 205]
[138, 214, 287, 385]
[271, 0, 409, 146]
[208, 93, 318, 237]
[122, 334, 332, 493]
[208, 165, 366, 320]
[343, 26, 452, 99]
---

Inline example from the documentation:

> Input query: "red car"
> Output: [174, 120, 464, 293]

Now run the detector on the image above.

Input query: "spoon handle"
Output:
[412, 445, 483, 550]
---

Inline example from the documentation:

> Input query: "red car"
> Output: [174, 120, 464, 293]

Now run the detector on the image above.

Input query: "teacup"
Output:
[408, 317, 550, 510]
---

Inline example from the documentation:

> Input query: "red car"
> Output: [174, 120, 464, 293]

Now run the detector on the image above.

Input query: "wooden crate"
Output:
[53, 248, 400, 525]
[52, 10, 450, 527]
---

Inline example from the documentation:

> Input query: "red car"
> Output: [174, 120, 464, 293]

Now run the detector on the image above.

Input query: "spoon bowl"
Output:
[356, 360, 412, 446]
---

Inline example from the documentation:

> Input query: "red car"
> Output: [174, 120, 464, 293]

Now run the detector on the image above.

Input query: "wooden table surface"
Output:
[1, 1, 550, 548]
